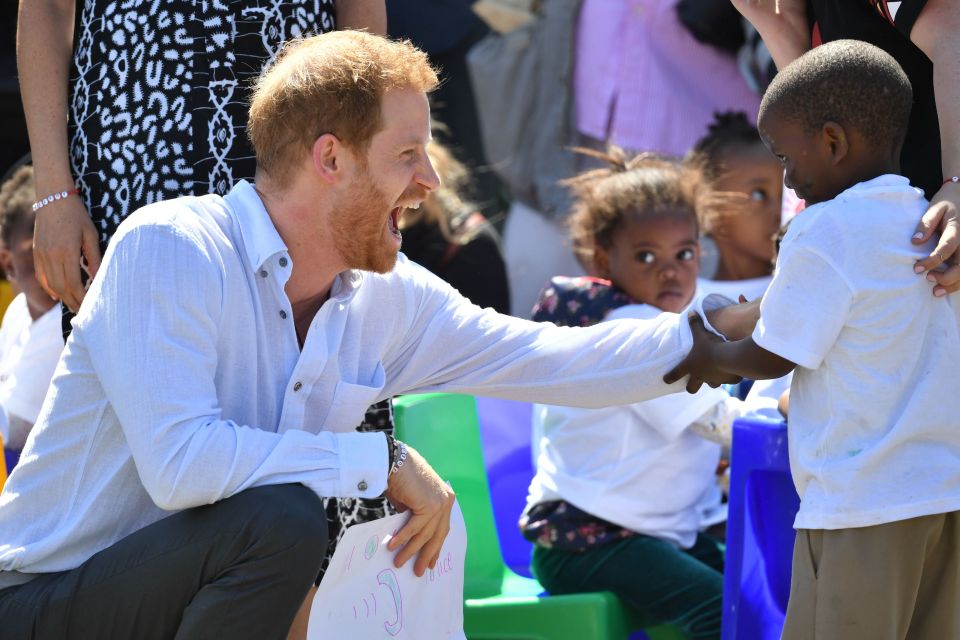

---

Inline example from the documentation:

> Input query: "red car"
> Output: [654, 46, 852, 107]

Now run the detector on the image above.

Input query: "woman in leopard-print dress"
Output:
[19, 0, 390, 585]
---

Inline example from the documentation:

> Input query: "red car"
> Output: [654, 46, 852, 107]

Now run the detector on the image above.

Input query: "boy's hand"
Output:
[664, 314, 742, 393]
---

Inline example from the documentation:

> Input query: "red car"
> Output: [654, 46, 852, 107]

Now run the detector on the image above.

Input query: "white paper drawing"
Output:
[307, 501, 467, 639]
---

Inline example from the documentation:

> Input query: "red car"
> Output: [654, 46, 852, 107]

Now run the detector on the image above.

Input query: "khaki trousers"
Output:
[782, 511, 960, 640]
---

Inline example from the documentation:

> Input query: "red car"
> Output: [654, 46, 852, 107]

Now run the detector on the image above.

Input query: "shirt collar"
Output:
[839, 174, 918, 199]
[224, 179, 289, 272]
[330, 269, 365, 302]
[223, 179, 366, 299]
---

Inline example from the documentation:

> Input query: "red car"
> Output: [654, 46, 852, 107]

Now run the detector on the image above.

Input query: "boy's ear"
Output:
[311, 133, 345, 184]
[821, 121, 848, 165]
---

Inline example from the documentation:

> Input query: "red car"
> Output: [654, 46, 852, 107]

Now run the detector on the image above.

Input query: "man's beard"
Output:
[331, 173, 399, 274]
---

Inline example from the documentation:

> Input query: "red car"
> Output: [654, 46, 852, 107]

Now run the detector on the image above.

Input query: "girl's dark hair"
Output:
[688, 111, 762, 180]
[565, 147, 704, 268]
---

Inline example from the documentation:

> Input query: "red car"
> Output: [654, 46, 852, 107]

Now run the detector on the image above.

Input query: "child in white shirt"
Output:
[0, 166, 61, 454]
[690, 111, 794, 417]
[689, 110, 783, 293]
[521, 151, 744, 639]
[667, 40, 960, 640]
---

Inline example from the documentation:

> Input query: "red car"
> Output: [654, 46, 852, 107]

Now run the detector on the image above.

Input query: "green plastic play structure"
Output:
[393, 393, 684, 640]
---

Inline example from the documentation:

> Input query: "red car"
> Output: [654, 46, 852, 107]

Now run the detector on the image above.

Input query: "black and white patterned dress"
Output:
[68, 0, 335, 243]
[67, 0, 394, 579]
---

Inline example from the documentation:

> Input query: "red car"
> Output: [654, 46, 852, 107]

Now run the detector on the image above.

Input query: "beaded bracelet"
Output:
[388, 436, 408, 475]
[32, 188, 80, 212]
[943, 176, 959, 187]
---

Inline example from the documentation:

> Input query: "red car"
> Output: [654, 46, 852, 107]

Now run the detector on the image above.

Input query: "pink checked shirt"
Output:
[575, 0, 762, 156]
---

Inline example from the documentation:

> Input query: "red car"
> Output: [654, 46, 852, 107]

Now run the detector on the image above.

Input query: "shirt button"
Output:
[259, 269, 268, 278]
[279, 257, 288, 267]
[293, 381, 302, 392]
[279, 310, 288, 319]
[358, 480, 368, 492]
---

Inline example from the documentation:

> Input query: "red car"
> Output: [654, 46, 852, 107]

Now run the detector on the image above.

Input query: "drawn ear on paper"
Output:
[378, 568, 403, 637]
[308, 502, 466, 639]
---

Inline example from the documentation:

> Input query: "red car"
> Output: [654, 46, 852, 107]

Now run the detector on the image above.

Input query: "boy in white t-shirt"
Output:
[666, 40, 960, 639]
[0, 166, 62, 453]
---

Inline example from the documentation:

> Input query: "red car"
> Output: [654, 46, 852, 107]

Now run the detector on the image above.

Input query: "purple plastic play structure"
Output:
[474, 398, 800, 640]
[474, 395, 537, 578]
[721, 416, 799, 640]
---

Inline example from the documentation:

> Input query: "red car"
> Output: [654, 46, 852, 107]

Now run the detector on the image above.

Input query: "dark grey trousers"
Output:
[0, 484, 328, 639]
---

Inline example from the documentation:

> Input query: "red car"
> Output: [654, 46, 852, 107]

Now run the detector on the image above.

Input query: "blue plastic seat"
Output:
[721, 416, 800, 640]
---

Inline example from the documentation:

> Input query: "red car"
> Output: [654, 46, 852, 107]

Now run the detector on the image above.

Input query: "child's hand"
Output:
[664, 314, 743, 393]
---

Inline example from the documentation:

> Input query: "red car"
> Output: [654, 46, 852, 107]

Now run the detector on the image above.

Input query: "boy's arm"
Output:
[702, 296, 763, 341]
[711, 337, 797, 381]
[663, 316, 796, 393]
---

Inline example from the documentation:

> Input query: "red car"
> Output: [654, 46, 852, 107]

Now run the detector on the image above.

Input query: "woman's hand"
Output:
[33, 196, 102, 312]
[913, 180, 960, 296]
[730, 0, 810, 68]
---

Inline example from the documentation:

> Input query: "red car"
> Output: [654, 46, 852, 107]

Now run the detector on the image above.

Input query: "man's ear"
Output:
[311, 133, 345, 184]
[822, 121, 848, 165]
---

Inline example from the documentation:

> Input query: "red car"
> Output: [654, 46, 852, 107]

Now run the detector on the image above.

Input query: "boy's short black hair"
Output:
[0, 165, 36, 248]
[758, 40, 913, 154]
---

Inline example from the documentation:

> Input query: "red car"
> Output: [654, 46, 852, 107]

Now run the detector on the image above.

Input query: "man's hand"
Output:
[664, 314, 743, 393]
[33, 197, 102, 312]
[384, 445, 456, 577]
[913, 180, 960, 296]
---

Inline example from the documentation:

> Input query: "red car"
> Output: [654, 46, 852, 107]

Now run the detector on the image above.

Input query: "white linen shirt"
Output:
[0, 180, 696, 581]
[753, 175, 960, 530]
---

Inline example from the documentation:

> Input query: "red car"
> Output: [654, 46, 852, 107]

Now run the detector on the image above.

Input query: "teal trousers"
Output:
[532, 532, 724, 640]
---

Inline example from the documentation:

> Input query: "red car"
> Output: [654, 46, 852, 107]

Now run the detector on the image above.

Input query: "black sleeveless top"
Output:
[806, 0, 940, 198]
